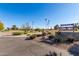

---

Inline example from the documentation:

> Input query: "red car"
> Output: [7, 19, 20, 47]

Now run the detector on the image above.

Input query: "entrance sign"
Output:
[59, 23, 79, 31]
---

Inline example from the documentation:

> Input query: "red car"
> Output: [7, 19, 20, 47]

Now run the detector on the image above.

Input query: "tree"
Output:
[77, 26, 79, 29]
[25, 22, 31, 31]
[45, 18, 50, 29]
[21, 24, 24, 30]
[7, 27, 10, 30]
[35, 28, 41, 32]
[0, 21, 4, 31]
[11, 25, 18, 30]
[74, 24, 77, 30]
[54, 24, 59, 30]
[21, 23, 31, 33]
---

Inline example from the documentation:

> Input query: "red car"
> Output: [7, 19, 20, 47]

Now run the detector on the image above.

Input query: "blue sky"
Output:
[0, 3, 79, 28]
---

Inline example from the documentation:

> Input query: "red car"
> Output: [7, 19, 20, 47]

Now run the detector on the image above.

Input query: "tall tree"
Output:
[11, 25, 18, 30]
[74, 24, 78, 30]
[0, 21, 4, 31]
[21, 23, 31, 32]
[21, 24, 25, 30]
[54, 24, 59, 30]
[25, 22, 31, 30]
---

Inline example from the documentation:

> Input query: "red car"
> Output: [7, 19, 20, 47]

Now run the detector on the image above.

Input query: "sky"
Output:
[0, 3, 79, 28]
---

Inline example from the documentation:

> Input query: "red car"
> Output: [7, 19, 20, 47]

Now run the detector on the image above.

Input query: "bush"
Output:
[55, 32, 64, 43]
[24, 32, 27, 34]
[42, 32, 47, 36]
[66, 38, 74, 43]
[27, 34, 30, 36]
[12, 32, 22, 35]
[55, 38, 61, 43]
[30, 34, 37, 39]
[55, 35, 64, 43]
[35, 28, 41, 32]
[25, 34, 37, 40]
[47, 32, 51, 35]
[25, 37, 31, 40]
[36, 34, 42, 37]
[48, 35, 55, 39]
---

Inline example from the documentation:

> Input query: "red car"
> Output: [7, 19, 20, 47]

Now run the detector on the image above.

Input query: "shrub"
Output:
[35, 28, 41, 32]
[55, 35, 64, 43]
[25, 34, 37, 40]
[12, 32, 22, 35]
[66, 38, 74, 43]
[24, 32, 27, 34]
[4, 29, 9, 31]
[42, 32, 47, 36]
[47, 32, 51, 35]
[27, 34, 30, 36]
[36, 34, 42, 37]
[29, 34, 37, 39]
[55, 38, 61, 43]
[25, 37, 31, 40]
[55, 32, 64, 43]
[48, 35, 55, 39]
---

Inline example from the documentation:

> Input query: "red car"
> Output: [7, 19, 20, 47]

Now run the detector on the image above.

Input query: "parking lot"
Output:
[0, 36, 71, 56]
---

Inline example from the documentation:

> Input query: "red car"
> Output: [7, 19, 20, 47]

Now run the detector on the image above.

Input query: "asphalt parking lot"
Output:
[0, 36, 71, 56]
